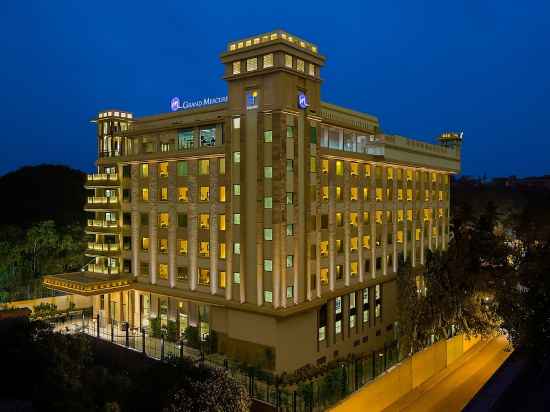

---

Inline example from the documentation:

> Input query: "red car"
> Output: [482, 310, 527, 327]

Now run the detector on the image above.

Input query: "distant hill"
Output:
[0, 165, 86, 228]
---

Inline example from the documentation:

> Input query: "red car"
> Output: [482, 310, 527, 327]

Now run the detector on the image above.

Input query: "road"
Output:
[384, 335, 511, 412]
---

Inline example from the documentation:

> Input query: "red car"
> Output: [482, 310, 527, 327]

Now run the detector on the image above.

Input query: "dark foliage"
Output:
[0, 164, 86, 228]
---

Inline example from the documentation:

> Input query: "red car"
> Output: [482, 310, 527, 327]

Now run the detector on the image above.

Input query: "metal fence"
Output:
[53, 314, 399, 411]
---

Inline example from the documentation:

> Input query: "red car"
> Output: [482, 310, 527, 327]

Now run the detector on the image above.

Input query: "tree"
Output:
[165, 368, 250, 412]
[24, 220, 58, 276]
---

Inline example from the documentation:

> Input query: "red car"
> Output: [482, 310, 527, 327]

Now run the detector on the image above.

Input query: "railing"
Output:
[99, 150, 121, 158]
[87, 173, 119, 182]
[87, 242, 120, 252]
[87, 219, 119, 229]
[87, 264, 119, 275]
[86, 196, 119, 205]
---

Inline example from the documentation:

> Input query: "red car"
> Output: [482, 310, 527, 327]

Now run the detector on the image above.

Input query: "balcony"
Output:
[86, 219, 119, 234]
[43, 271, 131, 296]
[86, 242, 120, 257]
[85, 196, 119, 210]
[85, 173, 119, 188]
[88, 263, 119, 275]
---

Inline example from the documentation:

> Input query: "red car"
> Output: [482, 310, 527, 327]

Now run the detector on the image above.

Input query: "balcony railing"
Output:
[87, 173, 119, 182]
[87, 264, 119, 275]
[87, 242, 120, 252]
[86, 196, 119, 205]
[87, 219, 119, 229]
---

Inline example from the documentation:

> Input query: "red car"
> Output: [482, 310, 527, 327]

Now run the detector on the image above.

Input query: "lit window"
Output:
[387, 168, 394, 180]
[296, 58, 305, 72]
[376, 188, 383, 201]
[320, 241, 329, 257]
[407, 209, 413, 221]
[351, 262, 358, 277]
[365, 164, 371, 177]
[160, 187, 168, 201]
[200, 186, 210, 201]
[416, 228, 421, 241]
[336, 213, 343, 227]
[233, 151, 240, 163]
[439, 190, 444, 201]
[199, 214, 210, 229]
[398, 189, 404, 201]
[219, 271, 226, 288]
[398, 210, 404, 222]
[363, 187, 369, 201]
[141, 163, 149, 177]
[264, 166, 273, 178]
[219, 214, 226, 231]
[336, 186, 342, 201]
[263, 53, 273, 68]
[264, 290, 273, 303]
[158, 162, 169, 177]
[264, 197, 272, 208]
[178, 240, 188, 255]
[350, 212, 358, 227]
[350, 162, 359, 176]
[159, 264, 168, 280]
[199, 159, 210, 175]
[233, 242, 240, 254]
[322, 186, 329, 201]
[406, 169, 413, 182]
[363, 211, 370, 224]
[310, 157, 316, 172]
[397, 230, 404, 243]
[199, 241, 210, 257]
[158, 213, 169, 228]
[198, 268, 210, 285]
[219, 186, 226, 202]
[264, 259, 273, 271]
[286, 224, 295, 236]
[233, 213, 240, 225]
[264, 228, 272, 240]
[284, 54, 293, 68]
[178, 187, 189, 202]
[232, 117, 240, 129]
[142, 237, 149, 251]
[219, 243, 226, 259]
[246, 57, 257, 71]
[351, 237, 358, 251]
[336, 161, 344, 176]
[375, 210, 383, 224]
[286, 255, 293, 268]
[321, 159, 329, 174]
[233, 272, 241, 284]
[159, 238, 168, 254]
[142, 188, 149, 201]
[233, 61, 241, 75]
[407, 189, 413, 201]
[362, 235, 370, 249]
[308, 64, 315, 76]
[264, 130, 273, 142]
[233, 184, 240, 196]
[350, 187, 358, 201]
[287, 286, 294, 298]
[320, 268, 329, 285]
[219, 158, 226, 175]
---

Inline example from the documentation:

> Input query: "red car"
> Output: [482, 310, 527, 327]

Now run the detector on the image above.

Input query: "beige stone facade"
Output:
[46, 30, 461, 373]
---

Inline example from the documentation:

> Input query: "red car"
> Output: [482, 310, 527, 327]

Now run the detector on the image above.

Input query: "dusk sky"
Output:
[1, 0, 548, 177]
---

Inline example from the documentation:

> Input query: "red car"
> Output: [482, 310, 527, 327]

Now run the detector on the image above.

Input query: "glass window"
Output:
[286, 224, 295, 236]
[159, 187, 168, 201]
[177, 213, 187, 227]
[198, 268, 210, 285]
[178, 186, 189, 202]
[219, 271, 226, 288]
[233, 184, 241, 196]
[264, 259, 273, 271]
[177, 161, 188, 176]
[159, 162, 168, 177]
[335, 161, 344, 176]
[232, 61, 241, 75]
[141, 188, 149, 201]
[284, 54, 293, 68]
[219, 186, 226, 202]
[178, 239, 188, 255]
[232, 117, 240, 129]
[233, 272, 240, 284]
[219, 243, 226, 259]
[264, 166, 273, 178]
[200, 127, 217, 147]
[198, 159, 210, 175]
[219, 214, 226, 231]
[264, 290, 273, 303]
[264, 197, 272, 209]
[296, 58, 305, 72]
[233, 151, 240, 163]
[141, 237, 149, 251]
[233, 213, 240, 225]
[199, 214, 210, 229]
[246, 57, 257, 71]
[159, 264, 168, 280]
[263, 53, 273, 68]
[177, 129, 194, 150]
[159, 238, 168, 254]
[141, 163, 149, 177]
[286, 255, 293, 268]
[264, 130, 273, 142]
[219, 158, 225, 175]
[233, 242, 240, 254]
[158, 213, 169, 228]
[199, 186, 209, 201]
[264, 228, 272, 240]
[308, 63, 315, 77]
[320, 241, 329, 257]
[320, 268, 329, 285]
[199, 241, 210, 257]
[321, 159, 329, 174]
[287, 286, 294, 298]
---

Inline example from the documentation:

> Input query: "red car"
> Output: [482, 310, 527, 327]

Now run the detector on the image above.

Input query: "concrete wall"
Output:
[331, 334, 481, 412]
[5, 294, 92, 313]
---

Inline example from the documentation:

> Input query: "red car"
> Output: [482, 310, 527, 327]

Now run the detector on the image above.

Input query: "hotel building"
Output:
[44, 30, 461, 373]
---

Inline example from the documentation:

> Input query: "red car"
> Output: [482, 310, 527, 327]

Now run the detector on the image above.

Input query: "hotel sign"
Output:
[298, 92, 309, 109]
[170, 96, 228, 112]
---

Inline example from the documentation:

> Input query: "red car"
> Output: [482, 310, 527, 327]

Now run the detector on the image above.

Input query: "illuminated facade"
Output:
[45, 30, 461, 372]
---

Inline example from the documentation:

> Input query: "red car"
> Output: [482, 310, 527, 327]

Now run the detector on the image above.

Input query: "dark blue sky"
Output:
[1, 1, 548, 177]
